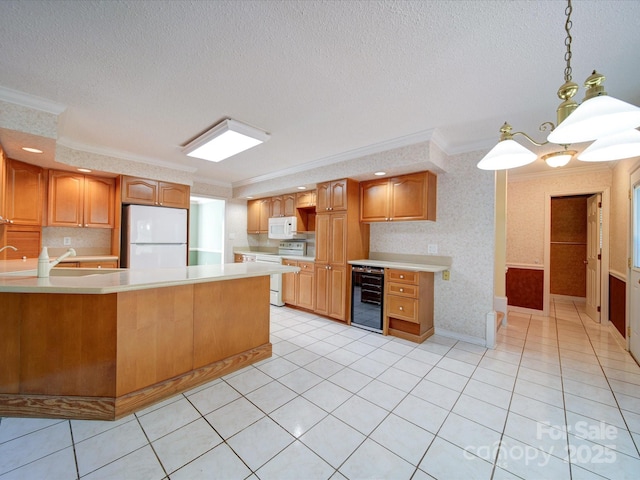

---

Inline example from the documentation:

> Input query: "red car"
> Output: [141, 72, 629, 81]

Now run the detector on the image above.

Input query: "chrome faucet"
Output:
[0, 245, 18, 253]
[37, 247, 77, 278]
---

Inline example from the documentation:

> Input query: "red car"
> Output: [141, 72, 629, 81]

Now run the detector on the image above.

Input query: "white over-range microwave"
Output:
[268, 216, 300, 239]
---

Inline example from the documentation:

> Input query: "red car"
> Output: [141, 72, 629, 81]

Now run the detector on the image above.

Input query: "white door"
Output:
[630, 169, 640, 361]
[585, 194, 601, 322]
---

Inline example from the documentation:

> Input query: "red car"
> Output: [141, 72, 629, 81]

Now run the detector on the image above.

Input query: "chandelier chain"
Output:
[564, 0, 573, 82]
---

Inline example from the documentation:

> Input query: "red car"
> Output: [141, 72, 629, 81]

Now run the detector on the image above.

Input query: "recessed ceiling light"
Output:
[374, 171, 386, 176]
[182, 118, 270, 163]
[22, 147, 43, 154]
[297, 186, 307, 190]
[77, 168, 92, 173]
[246, 196, 254, 199]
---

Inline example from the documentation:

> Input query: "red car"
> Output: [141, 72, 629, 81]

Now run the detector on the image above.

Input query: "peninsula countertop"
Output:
[348, 259, 450, 273]
[0, 262, 299, 294]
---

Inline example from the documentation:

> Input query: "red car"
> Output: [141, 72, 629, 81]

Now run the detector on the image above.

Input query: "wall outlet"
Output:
[428, 244, 438, 254]
[63, 237, 71, 246]
[442, 270, 450, 281]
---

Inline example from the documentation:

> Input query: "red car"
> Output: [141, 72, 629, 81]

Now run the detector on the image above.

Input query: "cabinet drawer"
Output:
[386, 295, 418, 323]
[298, 261, 315, 272]
[283, 259, 297, 267]
[387, 282, 418, 298]
[386, 269, 419, 284]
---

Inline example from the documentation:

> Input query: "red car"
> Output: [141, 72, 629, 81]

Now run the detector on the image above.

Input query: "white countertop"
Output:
[0, 262, 299, 294]
[348, 259, 449, 273]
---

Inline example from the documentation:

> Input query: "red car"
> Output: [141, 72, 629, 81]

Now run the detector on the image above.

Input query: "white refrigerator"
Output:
[122, 205, 188, 269]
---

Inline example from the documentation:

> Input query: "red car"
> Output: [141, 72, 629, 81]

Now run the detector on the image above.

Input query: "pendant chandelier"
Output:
[477, 0, 640, 171]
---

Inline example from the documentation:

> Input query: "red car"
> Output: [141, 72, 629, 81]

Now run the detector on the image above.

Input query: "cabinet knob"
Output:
[399, 288, 404, 292]
[400, 275, 404, 279]
[399, 306, 404, 311]
[78, 224, 82, 227]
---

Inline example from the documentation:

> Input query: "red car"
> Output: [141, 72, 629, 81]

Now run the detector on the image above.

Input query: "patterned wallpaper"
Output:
[371, 151, 495, 340]
[507, 167, 613, 266]
[610, 158, 640, 277]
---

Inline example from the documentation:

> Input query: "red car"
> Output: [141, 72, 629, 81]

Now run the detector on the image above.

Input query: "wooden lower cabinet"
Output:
[282, 260, 315, 310]
[385, 268, 434, 343]
[315, 263, 347, 321]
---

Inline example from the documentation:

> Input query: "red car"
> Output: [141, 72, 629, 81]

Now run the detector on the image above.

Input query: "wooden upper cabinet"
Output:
[121, 176, 190, 209]
[359, 178, 390, 222]
[48, 171, 115, 228]
[271, 194, 296, 218]
[283, 194, 296, 216]
[316, 179, 348, 213]
[247, 198, 271, 233]
[158, 182, 190, 209]
[296, 190, 316, 208]
[84, 176, 116, 227]
[4, 159, 44, 226]
[271, 196, 283, 217]
[360, 171, 437, 222]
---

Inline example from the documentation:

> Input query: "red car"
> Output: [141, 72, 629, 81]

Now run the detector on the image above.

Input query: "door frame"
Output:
[629, 167, 640, 358]
[543, 187, 610, 320]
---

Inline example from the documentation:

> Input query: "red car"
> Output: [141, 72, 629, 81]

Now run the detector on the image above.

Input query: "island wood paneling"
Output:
[506, 267, 544, 310]
[0, 276, 272, 420]
[116, 285, 194, 396]
[0, 293, 22, 393]
[17, 293, 117, 396]
[609, 274, 626, 337]
[193, 276, 269, 369]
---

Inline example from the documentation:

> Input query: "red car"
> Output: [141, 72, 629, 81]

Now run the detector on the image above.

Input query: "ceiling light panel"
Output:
[183, 119, 270, 163]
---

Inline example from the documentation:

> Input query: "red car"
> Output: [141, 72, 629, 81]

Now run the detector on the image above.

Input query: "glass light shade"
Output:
[578, 129, 640, 162]
[543, 152, 573, 168]
[477, 139, 537, 170]
[183, 119, 270, 162]
[547, 95, 640, 144]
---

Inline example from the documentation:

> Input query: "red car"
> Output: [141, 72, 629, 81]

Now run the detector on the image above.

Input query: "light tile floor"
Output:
[1, 299, 639, 479]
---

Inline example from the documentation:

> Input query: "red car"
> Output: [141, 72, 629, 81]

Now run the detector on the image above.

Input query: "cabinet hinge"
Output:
[597, 306, 601, 313]
[598, 201, 602, 208]
[597, 253, 601, 260]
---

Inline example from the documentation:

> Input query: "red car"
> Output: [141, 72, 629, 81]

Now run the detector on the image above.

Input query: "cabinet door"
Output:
[247, 199, 261, 233]
[121, 177, 157, 205]
[283, 194, 296, 216]
[314, 264, 329, 316]
[360, 178, 389, 222]
[390, 173, 428, 221]
[328, 265, 347, 321]
[258, 199, 271, 232]
[5, 160, 44, 226]
[48, 171, 84, 227]
[159, 182, 190, 208]
[296, 190, 315, 208]
[329, 213, 346, 265]
[314, 214, 330, 264]
[329, 179, 348, 211]
[282, 260, 297, 305]
[84, 176, 115, 228]
[271, 196, 283, 217]
[316, 182, 331, 212]
[297, 262, 315, 310]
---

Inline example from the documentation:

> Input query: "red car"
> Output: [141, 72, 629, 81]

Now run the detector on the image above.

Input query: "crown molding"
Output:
[57, 137, 198, 173]
[0, 86, 66, 115]
[233, 128, 438, 188]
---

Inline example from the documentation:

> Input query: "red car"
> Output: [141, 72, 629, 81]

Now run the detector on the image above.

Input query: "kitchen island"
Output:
[0, 262, 298, 420]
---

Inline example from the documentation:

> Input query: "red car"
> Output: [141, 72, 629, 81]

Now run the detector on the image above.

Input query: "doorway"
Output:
[544, 188, 610, 321]
[189, 196, 225, 265]
[630, 168, 640, 361]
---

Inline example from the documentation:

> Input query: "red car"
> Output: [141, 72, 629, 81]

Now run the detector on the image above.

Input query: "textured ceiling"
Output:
[0, 0, 639, 186]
